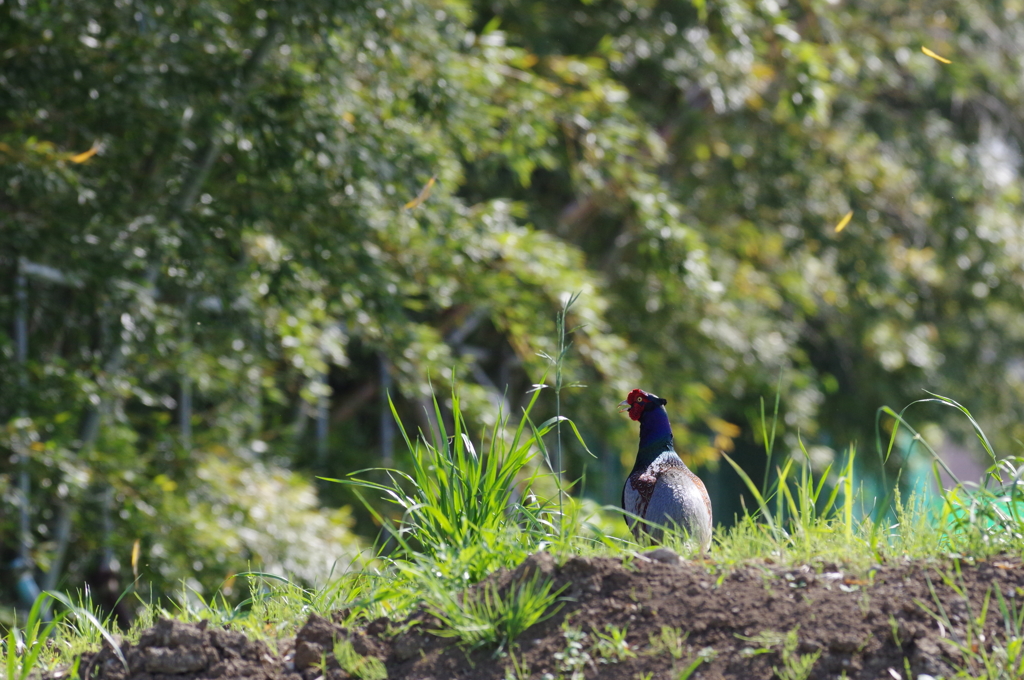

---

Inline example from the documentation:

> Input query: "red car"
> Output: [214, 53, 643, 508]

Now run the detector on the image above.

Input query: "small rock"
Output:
[142, 646, 212, 674]
[511, 551, 557, 584]
[643, 548, 682, 565]
[210, 628, 247, 658]
[913, 637, 953, 676]
[365, 617, 390, 637]
[562, 556, 598, 578]
[828, 636, 860, 654]
[391, 632, 424, 662]
[350, 632, 382, 658]
[797, 640, 822, 654]
[296, 614, 340, 648]
[140, 619, 207, 649]
[294, 641, 325, 671]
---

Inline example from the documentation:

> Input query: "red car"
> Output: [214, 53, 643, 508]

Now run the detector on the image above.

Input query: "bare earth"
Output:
[72, 551, 1024, 680]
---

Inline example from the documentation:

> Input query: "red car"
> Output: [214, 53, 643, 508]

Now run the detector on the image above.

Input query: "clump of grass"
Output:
[916, 568, 1024, 678]
[332, 638, 388, 680]
[647, 625, 688, 660]
[327, 384, 573, 583]
[736, 628, 818, 680]
[552, 624, 592, 680]
[48, 590, 128, 670]
[773, 628, 820, 680]
[881, 393, 1024, 559]
[423, 570, 566, 653]
[676, 646, 718, 680]
[137, 567, 393, 649]
[2, 595, 66, 680]
[715, 432, 863, 566]
[591, 624, 635, 664]
[706, 389, 1024, 570]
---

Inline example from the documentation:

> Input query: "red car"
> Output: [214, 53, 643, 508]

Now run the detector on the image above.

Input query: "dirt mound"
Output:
[78, 618, 281, 680]
[73, 552, 1024, 680]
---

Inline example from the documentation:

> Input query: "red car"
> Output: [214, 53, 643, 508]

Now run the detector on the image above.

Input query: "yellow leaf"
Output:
[131, 539, 141, 579]
[834, 210, 853, 233]
[341, 111, 355, 124]
[750, 62, 775, 81]
[708, 416, 742, 438]
[713, 433, 736, 452]
[403, 175, 436, 210]
[921, 46, 952, 64]
[69, 144, 99, 163]
[154, 473, 178, 492]
[516, 53, 539, 69]
[29, 441, 45, 451]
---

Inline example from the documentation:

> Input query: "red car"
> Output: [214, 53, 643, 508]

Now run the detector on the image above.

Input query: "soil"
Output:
[67, 551, 1024, 680]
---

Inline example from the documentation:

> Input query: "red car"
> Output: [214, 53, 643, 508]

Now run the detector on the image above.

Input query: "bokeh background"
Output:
[2, 0, 1022, 621]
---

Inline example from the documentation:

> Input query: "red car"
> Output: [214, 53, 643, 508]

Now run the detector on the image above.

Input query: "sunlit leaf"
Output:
[69, 144, 98, 163]
[131, 539, 141, 579]
[403, 175, 436, 210]
[834, 211, 853, 233]
[921, 46, 952, 64]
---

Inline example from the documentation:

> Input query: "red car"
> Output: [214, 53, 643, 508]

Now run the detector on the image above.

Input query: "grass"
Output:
[332, 637, 388, 680]
[323, 383, 574, 585]
[914, 564, 1024, 679]
[647, 625, 688, 660]
[4, 595, 66, 680]
[422, 569, 567, 653]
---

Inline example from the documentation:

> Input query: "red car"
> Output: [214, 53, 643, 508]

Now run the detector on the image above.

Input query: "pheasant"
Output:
[619, 388, 713, 550]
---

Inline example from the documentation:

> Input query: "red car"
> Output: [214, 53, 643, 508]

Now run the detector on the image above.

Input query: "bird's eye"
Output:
[636, 396, 643, 403]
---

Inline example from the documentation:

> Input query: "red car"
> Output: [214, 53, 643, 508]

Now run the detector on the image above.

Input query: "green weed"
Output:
[552, 624, 592, 680]
[423, 569, 566, 652]
[774, 629, 820, 680]
[2, 594, 76, 680]
[329, 383, 586, 583]
[503, 646, 532, 680]
[647, 625, 688, 660]
[333, 638, 388, 680]
[737, 628, 818, 680]
[676, 646, 717, 680]
[591, 624, 635, 664]
[916, 568, 1024, 679]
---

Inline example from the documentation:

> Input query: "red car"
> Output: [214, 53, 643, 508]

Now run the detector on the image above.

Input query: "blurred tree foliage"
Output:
[3, 0, 1024, 604]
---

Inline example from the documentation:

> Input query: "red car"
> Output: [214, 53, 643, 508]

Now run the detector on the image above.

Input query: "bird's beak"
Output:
[617, 400, 631, 413]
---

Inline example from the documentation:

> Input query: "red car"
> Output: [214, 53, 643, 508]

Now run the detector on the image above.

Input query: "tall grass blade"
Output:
[721, 451, 776, 533]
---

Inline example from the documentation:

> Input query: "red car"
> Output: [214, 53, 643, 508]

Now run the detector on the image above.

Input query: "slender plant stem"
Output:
[553, 292, 581, 535]
[555, 303, 565, 529]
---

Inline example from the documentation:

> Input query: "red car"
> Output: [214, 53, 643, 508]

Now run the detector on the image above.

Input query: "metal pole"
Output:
[15, 268, 30, 565]
[13, 262, 48, 619]
[316, 371, 329, 465]
[100, 485, 114, 573]
[180, 296, 192, 453]
[379, 353, 393, 466]
[179, 374, 192, 452]
[13, 259, 83, 610]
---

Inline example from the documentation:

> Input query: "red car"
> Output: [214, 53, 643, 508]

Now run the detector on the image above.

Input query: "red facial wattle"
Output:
[625, 388, 648, 421]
